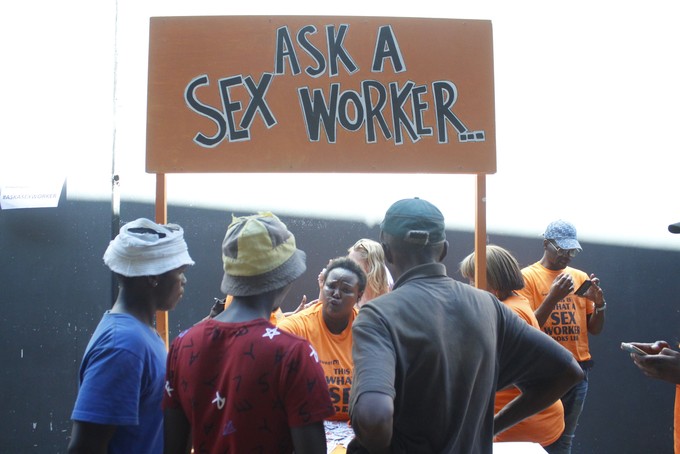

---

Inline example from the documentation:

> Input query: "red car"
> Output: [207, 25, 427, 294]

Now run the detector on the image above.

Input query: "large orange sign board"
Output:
[146, 16, 496, 174]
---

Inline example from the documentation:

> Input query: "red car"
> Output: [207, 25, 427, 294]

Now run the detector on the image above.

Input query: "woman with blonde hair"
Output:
[460, 244, 566, 453]
[347, 238, 392, 307]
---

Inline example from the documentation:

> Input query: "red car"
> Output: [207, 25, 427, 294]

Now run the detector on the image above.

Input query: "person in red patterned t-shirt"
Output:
[163, 212, 335, 454]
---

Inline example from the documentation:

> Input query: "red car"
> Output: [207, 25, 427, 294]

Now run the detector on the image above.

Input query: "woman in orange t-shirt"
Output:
[460, 245, 565, 451]
[278, 257, 366, 421]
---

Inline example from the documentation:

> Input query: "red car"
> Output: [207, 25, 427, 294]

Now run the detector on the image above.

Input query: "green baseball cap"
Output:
[380, 198, 446, 245]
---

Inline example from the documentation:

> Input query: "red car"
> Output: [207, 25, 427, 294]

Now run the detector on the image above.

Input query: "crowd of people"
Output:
[68, 197, 648, 454]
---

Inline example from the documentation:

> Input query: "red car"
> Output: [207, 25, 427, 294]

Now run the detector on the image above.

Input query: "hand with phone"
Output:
[620, 342, 647, 355]
[574, 275, 602, 299]
[575, 274, 606, 321]
[626, 341, 680, 384]
[574, 280, 592, 296]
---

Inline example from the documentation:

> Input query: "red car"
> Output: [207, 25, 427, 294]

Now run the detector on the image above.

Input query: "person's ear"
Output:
[147, 276, 159, 288]
[381, 242, 393, 264]
[438, 241, 449, 262]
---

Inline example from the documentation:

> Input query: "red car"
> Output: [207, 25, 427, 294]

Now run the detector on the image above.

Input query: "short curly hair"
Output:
[324, 256, 367, 294]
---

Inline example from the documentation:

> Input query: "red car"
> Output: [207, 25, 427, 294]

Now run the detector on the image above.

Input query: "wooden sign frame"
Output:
[146, 16, 495, 344]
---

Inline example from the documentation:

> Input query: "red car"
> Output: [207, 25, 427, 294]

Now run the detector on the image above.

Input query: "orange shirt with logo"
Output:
[518, 262, 594, 362]
[277, 302, 357, 421]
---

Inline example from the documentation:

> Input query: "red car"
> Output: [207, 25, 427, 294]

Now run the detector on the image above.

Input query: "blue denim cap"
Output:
[380, 198, 446, 245]
[543, 220, 582, 251]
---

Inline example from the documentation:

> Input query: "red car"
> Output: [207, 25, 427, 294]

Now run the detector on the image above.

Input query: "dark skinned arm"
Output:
[494, 357, 584, 435]
[164, 408, 192, 454]
[350, 391, 394, 454]
[290, 421, 327, 454]
[67, 421, 116, 454]
[630, 341, 680, 384]
[534, 273, 574, 327]
[585, 275, 605, 335]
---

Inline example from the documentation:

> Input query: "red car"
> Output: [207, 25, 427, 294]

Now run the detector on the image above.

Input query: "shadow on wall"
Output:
[1, 199, 678, 453]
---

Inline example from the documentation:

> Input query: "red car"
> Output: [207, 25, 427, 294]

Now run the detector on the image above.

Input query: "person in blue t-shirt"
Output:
[68, 218, 194, 454]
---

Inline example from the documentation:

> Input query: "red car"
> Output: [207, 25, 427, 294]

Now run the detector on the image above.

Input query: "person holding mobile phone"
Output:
[628, 340, 680, 454]
[623, 221, 680, 454]
[516, 220, 607, 454]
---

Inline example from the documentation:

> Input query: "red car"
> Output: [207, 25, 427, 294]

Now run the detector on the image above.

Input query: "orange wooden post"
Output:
[475, 174, 487, 290]
[155, 173, 170, 347]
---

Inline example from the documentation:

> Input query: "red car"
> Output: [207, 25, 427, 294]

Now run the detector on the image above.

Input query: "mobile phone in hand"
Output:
[621, 342, 647, 355]
[574, 280, 592, 296]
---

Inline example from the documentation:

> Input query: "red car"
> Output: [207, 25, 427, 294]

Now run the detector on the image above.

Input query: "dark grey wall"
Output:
[2, 198, 678, 453]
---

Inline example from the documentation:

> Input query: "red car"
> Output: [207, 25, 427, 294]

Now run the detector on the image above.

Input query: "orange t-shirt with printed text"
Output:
[493, 294, 565, 446]
[517, 262, 594, 362]
[277, 302, 357, 421]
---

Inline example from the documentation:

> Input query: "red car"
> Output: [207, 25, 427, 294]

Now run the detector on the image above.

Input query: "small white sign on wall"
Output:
[0, 177, 65, 210]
